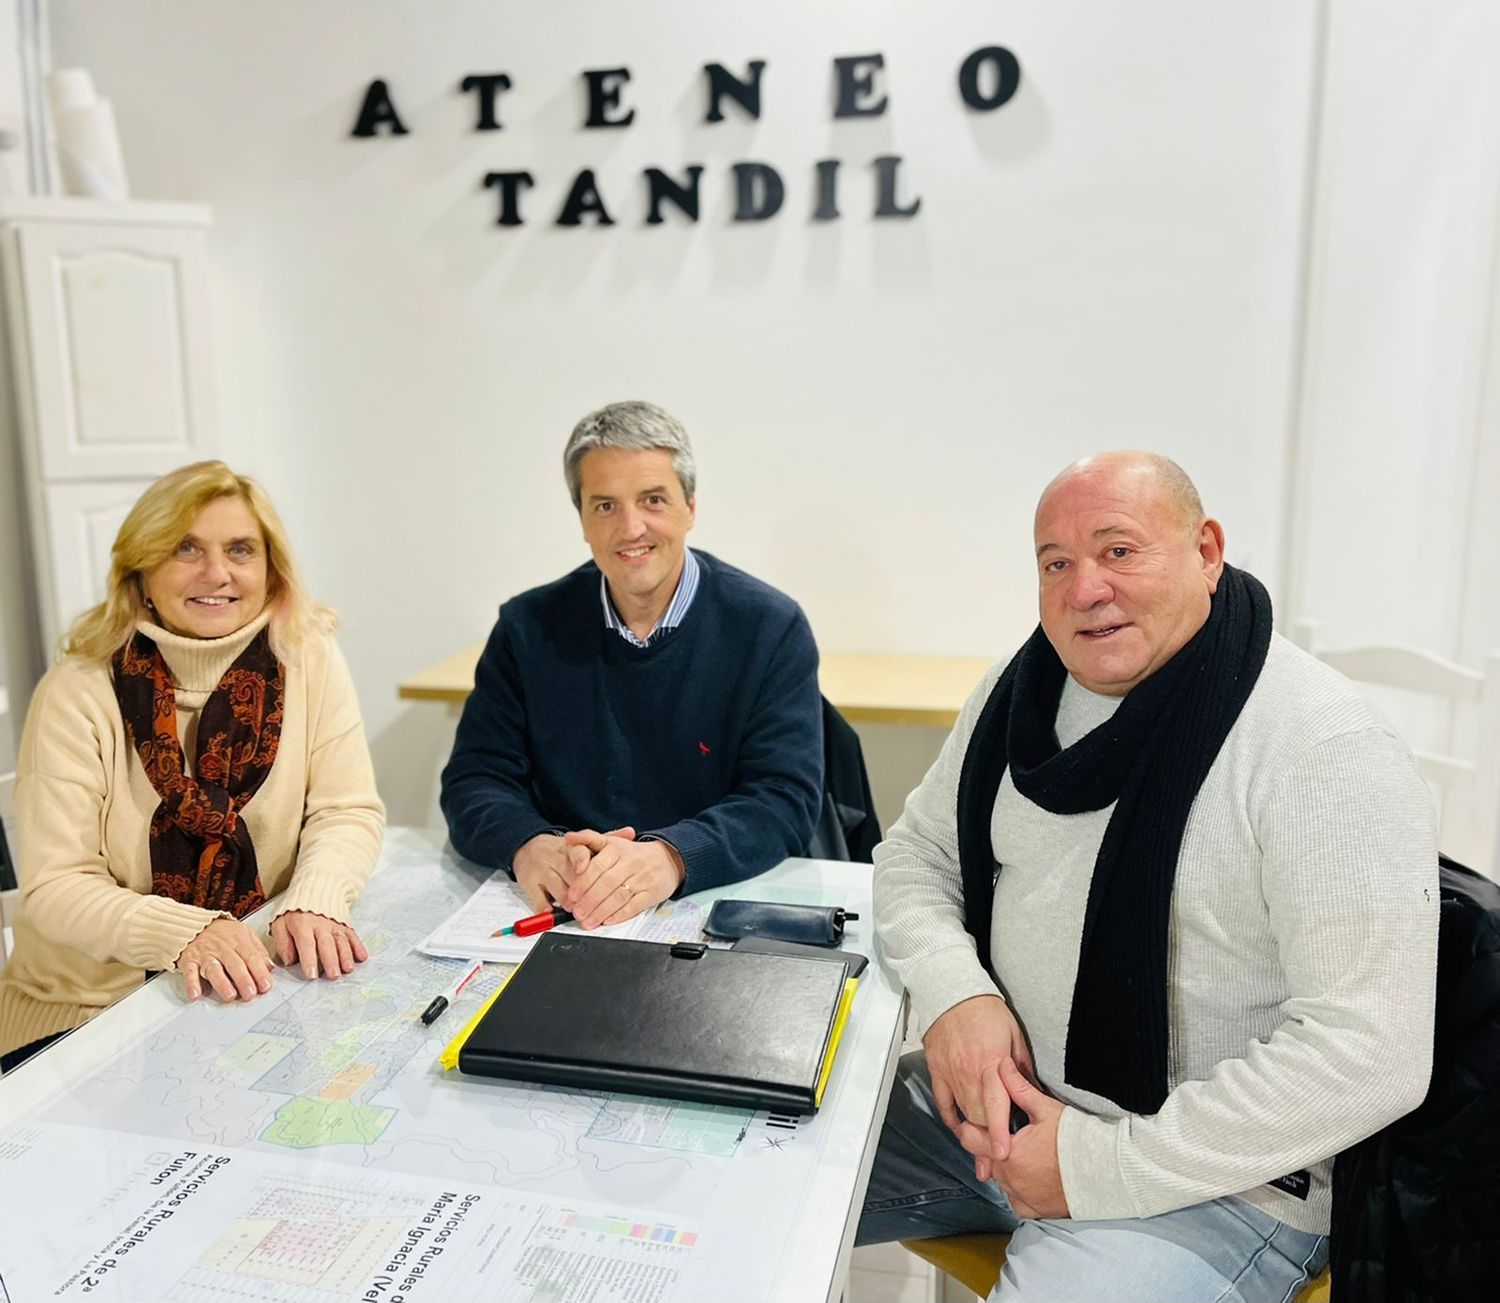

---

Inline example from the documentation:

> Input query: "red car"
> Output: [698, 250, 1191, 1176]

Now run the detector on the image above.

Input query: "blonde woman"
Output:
[0, 462, 385, 1074]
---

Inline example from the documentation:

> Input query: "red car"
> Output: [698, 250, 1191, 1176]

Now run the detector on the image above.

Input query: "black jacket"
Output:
[807, 697, 881, 863]
[1329, 856, 1500, 1301]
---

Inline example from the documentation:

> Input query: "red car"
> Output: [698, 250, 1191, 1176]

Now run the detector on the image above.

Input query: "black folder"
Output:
[456, 933, 855, 1114]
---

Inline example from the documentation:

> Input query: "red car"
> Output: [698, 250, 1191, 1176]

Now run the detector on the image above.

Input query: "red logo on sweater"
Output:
[698, 742, 711, 756]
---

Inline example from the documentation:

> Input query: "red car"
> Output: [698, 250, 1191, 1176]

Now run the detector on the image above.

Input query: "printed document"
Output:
[417, 869, 704, 962]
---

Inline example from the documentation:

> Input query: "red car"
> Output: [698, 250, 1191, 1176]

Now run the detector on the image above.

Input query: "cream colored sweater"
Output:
[0, 613, 385, 1058]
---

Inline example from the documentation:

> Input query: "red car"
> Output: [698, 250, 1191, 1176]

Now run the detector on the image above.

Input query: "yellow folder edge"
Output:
[439, 965, 519, 1071]
[814, 976, 860, 1107]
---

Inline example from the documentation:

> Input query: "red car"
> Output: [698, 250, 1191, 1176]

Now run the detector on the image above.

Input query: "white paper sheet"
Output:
[416, 870, 704, 962]
[0, 1128, 708, 1302]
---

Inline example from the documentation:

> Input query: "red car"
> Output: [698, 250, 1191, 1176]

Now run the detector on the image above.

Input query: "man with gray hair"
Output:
[857, 451, 1437, 1299]
[441, 401, 822, 925]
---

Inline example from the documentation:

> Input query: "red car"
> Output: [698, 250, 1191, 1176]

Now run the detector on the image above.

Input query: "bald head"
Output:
[1033, 451, 1224, 695]
[1037, 452, 1204, 536]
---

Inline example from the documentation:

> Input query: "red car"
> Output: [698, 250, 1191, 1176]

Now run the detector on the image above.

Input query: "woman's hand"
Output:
[270, 909, 368, 980]
[177, 917, 275, 1002]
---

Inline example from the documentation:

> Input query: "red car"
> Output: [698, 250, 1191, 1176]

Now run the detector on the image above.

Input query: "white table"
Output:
[0, 829, 905, 1303]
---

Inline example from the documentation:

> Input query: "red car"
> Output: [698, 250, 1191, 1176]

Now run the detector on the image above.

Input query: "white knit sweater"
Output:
[873, 634, 1438, 1234]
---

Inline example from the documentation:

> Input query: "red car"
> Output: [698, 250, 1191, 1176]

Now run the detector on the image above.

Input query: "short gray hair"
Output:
[563, 401, 697, 509]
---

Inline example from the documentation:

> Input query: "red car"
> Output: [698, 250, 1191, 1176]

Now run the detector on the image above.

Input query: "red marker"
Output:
[492, 904, 575, 939]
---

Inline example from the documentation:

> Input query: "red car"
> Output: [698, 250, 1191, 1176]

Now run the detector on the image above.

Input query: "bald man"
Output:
[858, 454, 1438, 1300]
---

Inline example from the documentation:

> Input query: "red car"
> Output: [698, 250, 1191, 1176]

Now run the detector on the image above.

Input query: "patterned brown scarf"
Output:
[113, 626, 285, 916]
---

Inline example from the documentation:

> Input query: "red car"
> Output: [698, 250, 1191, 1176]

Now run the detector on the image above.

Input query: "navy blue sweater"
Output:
[440, 552, 824, 893]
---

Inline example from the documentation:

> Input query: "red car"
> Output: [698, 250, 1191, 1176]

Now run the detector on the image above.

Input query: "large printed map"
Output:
[43, 858, 745, 1202]
[0, 844, 851, 1303]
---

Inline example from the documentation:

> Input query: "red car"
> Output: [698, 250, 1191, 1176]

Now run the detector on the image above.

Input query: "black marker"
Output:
[420, 958, 483, 1026]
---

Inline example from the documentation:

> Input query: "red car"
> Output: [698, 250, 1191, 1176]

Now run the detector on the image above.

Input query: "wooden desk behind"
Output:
[400, 646, 995, 728]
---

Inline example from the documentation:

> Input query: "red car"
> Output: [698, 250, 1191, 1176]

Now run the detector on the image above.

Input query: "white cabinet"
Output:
[0, 198, 216, 653]
[41, 478, 158, 634]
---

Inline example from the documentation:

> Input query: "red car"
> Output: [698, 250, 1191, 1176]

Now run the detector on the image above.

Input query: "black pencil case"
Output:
[703, 899, 858, 947]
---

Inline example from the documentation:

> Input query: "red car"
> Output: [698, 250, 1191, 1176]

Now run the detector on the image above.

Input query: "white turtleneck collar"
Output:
[135, 608, 274, 694]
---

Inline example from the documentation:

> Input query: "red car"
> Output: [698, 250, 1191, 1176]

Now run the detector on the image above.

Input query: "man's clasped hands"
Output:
[512, 826, 686, 927]
[924, 992, 1073, 1220]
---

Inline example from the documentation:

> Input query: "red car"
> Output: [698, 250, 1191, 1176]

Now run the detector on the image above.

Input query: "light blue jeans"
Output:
[857, 1053, 1329, 1303]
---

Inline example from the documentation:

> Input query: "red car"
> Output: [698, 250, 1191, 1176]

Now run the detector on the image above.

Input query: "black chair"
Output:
[1328, 854, 1500, 1301]
[806, 696, 881, 863]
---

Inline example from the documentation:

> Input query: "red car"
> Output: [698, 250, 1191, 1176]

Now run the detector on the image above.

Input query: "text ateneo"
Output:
[349, 48, 1023, 227]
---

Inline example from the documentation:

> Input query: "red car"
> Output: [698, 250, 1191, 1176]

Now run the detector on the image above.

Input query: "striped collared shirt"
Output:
[600, 547, 701, 647]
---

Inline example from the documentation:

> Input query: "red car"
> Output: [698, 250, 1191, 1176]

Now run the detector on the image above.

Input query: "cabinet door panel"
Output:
[41, 479, 156, 649]
[17, 223, 214, 480]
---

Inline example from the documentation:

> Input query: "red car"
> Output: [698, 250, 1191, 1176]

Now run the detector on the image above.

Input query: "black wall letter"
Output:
[584, 68, 635, 128]
[813, 160, 840, 221]
[484, 171, 534, 226]
[350, 79, 408, 137]
[732, 163, 784, 222]
[833, 54, 888, 118]
[555, 169, 617, 226]
[704, 61, 766, 122]
[645, 166, 704, 224]
[873, 156, 921, 218]
[957, 46, 1022, 111]
[461, 73, 513, 131]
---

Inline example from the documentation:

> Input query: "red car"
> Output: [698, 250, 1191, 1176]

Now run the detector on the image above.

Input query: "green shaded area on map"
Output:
[260, 1097, 396, 1149]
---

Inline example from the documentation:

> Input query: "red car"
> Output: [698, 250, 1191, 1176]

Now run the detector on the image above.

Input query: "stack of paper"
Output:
[418, 870, 705, 962]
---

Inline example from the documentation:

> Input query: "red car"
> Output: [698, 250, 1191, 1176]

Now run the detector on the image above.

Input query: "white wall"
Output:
[1284, 0, 1500, 867]
[43, 0, 1323, 824]
[0, 337, 37, 773]
[0, 0, 37, 772]
[39, 0, 1500, 855]
[0, 1, 32, 193]
[1291, 0, 1500, 661]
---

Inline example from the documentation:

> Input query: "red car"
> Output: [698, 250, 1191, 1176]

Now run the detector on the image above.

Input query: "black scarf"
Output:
[956, 564, 1273, 1114]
